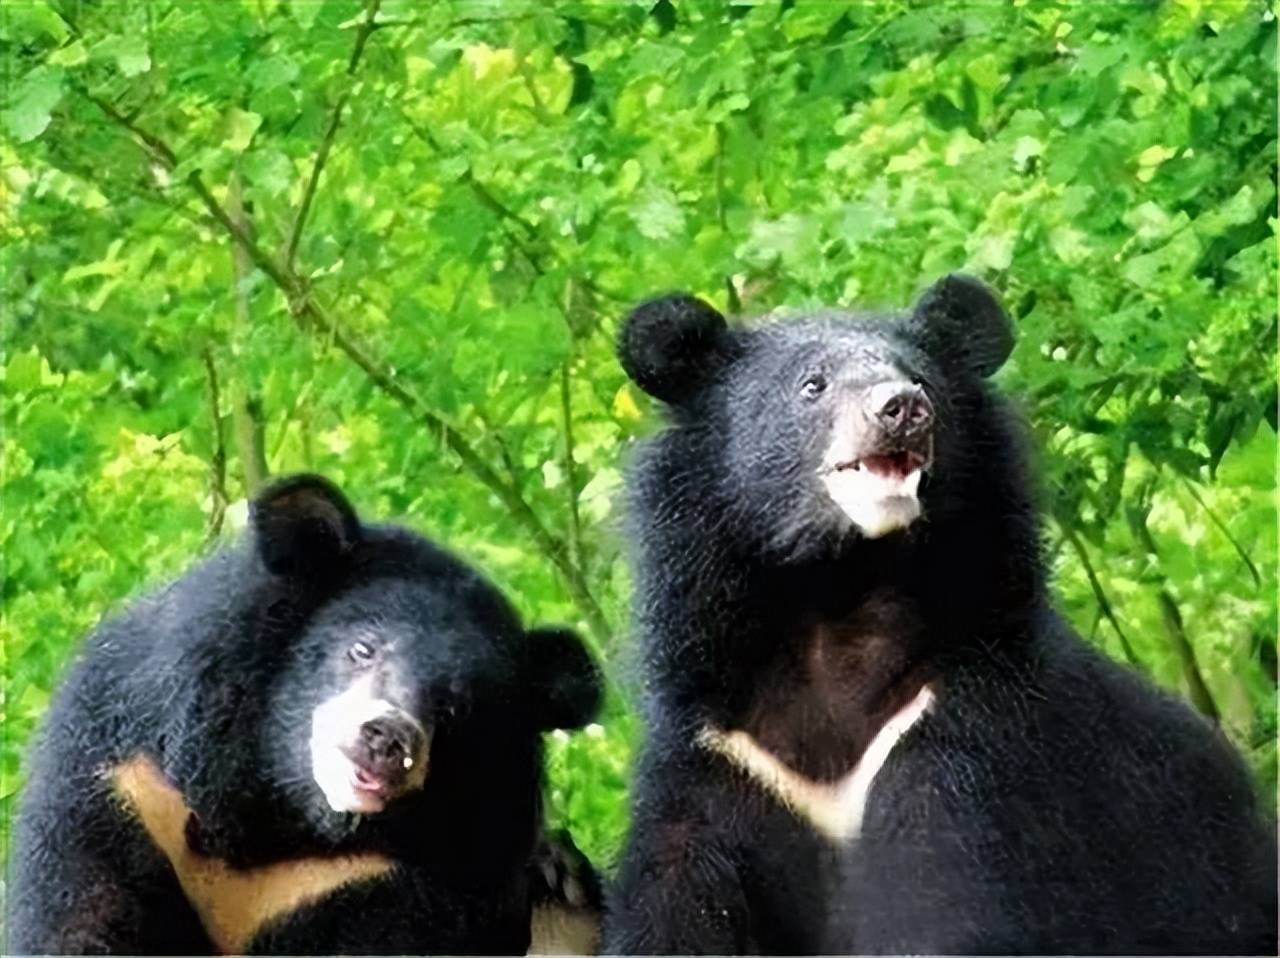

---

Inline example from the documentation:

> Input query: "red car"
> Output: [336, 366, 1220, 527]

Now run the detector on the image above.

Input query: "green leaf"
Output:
[5, 66, 64, 143]
[243, 149, 294, 194]
[2, 1, 70, 43]
[248, 55, 300, 92]
[965, 53, 1005, 91]
[1012, 136, 1044, 170]
[4, 349, 46, 393]
[48, 40, 89, 68]
[222, 108, 263, 153]
[289, 0, 323, 29]
[1076, 42, 1125, 77]
[93, 35, 151, 77]
[1194, 183, 1272, 238]
[630, 187, 686, 241]
[1122, 228, 1202, 288]
[1123, 202, 1189, 243]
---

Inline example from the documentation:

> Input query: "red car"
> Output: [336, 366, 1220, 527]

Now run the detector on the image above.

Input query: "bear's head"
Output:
[619, 274, 1014, 557]
[239, 475, 601, 824]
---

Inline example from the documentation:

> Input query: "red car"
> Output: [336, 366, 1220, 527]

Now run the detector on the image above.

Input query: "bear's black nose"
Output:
[359, 715, 420, 770]
[871, 381, 933, 437]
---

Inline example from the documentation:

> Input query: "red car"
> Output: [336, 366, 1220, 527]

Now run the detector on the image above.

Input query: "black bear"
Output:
[604, 276, 1278, 955]
[8, 474, 603, 955]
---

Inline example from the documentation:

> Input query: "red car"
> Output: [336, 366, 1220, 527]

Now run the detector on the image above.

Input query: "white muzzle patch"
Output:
[308, 675, 427, 814]
[821, 465, 922, 538]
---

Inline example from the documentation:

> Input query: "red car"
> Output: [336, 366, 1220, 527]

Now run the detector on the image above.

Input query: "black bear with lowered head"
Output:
[604, 275, 1277, 955]
[9, 474, 602, 955]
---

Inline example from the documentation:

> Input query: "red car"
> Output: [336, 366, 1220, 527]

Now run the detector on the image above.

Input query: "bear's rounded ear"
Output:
[618, 293, 732, 404]
[525, 627, 602, 732]
[909, 273, 1014, 377]
[250, 474, 362, 577]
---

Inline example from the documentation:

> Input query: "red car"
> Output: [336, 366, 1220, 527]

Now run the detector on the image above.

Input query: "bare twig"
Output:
[1125, 494, 1220, 722]
[474, 407, 526, 493]
[82, 89, 178, 165]
[714, 122, 741, 312]
[285, 0, 383, 269]
[405, 119, 627, 309]
[201, 346, 228, 547]
[1056, 516, 1143, 669]
[559, 362, 584, 571]
[514, 49, 551, 123]
[1180, 479, 1262, 589]
[713, 122, 727, 231]
[407, 121, 538, 240]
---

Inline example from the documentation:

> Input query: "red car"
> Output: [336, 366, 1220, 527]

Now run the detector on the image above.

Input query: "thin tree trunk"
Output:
[227, 173, 269, 496]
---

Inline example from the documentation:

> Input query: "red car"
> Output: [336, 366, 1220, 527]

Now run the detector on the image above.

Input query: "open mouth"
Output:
[349, 761, 389, 797]
[836, 449, 928, 480]
[318, 749, 391, 813]
[820, 439, 933, 538]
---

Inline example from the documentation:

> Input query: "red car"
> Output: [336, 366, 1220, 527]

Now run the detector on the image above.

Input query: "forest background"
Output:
[3, 0, 1277, 865]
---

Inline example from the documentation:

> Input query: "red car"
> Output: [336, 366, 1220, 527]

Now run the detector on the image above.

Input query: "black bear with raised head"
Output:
[605, 276, 1277, 955]
[9, 474, 602, 955]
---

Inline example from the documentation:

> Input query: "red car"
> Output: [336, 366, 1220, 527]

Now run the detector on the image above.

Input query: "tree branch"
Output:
[83, 89, 296, 294]
[514, 49, 551, 123]
[227, 174, 270, 495]
[559, 362, 584, 572]
[81, 89, 177, 165]
[285, 0, 383, 269]
[1056, 516, 1143, 669]
[80, 88, 611, 649]
[1180, 479, 1262, 589]
[405, 119, 627, 310]
[233, 392, 270, 495]
[1125, 493, 1220, 722]
[201, 346, 228, 548]
[474, 407, 526, 494]
[300, 297, 611, 649]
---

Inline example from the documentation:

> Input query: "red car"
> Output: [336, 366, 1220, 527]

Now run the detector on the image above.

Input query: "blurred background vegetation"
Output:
[2, 0, 1276, 867]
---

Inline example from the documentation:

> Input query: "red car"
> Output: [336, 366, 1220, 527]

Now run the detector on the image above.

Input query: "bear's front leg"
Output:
[604, 746, 758, 955]
[7, 768, 213, 956]
[246, 866, 532, 956]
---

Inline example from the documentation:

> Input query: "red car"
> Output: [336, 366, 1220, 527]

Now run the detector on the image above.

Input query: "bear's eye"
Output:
[800, 375, 828, 400]
[348, 641, 376, 664]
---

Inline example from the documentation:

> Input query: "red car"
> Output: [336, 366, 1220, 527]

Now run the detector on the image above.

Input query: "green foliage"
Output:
[3, 0, 1275, 867]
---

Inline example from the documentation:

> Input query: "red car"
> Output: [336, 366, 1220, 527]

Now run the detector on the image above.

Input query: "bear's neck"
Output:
[635, 464, 1046, 730]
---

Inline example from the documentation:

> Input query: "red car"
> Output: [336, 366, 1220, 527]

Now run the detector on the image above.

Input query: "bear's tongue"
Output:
[351, 764, 387, 794]
[860, 451, 924, 479]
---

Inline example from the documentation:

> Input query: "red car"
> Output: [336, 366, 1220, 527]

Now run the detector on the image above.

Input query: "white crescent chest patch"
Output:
[697, 684, 934, 843]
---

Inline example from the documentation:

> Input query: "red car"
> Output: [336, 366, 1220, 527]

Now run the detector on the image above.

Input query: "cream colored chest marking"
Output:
[697, 684, 935, 843]
[111, 755, 393, 954]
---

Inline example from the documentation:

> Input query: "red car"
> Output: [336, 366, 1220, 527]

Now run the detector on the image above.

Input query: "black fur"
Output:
[9, 475, 602, 955]
[604, 275, 1278, 954]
